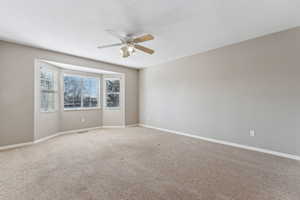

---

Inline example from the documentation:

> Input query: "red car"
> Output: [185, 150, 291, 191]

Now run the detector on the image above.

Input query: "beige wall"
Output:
[0, 41, 139, 146]
[139, 27, 300, 156]
[60, 110, 102, 131]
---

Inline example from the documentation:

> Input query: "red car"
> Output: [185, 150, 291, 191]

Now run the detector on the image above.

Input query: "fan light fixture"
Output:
[127, 45, 135, 53]
[98, 30, 155, 58]
[120, 44, 135, 58]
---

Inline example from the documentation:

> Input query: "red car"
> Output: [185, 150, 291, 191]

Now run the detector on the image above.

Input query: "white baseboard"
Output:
[139, 124, 300, 161]
[0, 125, 143, 151]
[0, 141, 33, 151]
[34, 126, 102, 144]
[59, 126, 103, 135]
[102, 125, 126, 128]
[0, 126, 102, 151]
[126, 124, 139, 127]
[33, 133, 63, 144]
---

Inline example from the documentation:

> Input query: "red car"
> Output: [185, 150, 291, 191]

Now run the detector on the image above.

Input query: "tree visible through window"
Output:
[64, 74, 100, 109]
[40, 67, 58, 112]
[105, 79, 120, 108]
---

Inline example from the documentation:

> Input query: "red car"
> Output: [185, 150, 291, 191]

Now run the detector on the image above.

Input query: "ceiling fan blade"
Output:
[134, 44, 155, 55]
[133, 34, 154, 43]
[105, 29, 127, 42]
[97, 43, 122, 49]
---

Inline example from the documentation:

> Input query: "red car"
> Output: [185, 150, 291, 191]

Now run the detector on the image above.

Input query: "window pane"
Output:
[82, 77, 99, 108]
[40, 67, 57, 112]
[64, 75, 82, 109]
[106, 94, 120, 108]
[40, 68, 56, 90]
[41, 92, 55, 112]
[64, 75, 100, 109]
[106, 80, 120, 93]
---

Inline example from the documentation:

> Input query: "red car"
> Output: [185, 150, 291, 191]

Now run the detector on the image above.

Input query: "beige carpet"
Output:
[0, 127, 299, 200]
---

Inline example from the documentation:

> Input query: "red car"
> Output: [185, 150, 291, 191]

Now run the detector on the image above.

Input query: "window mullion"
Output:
[81, 78, 83, 108]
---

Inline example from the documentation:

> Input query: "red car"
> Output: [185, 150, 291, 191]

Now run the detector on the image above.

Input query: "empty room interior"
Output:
[1, 1, 300, 200]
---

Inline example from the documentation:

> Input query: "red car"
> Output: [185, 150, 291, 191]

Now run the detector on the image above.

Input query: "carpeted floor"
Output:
[0, 127, 299, 200]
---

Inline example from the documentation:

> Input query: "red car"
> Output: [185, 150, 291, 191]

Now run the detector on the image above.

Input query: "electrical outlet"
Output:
[249, 129, 255, 137]
[81, 117, 85, 123]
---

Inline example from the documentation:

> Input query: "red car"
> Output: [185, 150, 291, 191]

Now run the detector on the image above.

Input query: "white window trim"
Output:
[104, 77, 121, 110]
[63, 73, 101, 111]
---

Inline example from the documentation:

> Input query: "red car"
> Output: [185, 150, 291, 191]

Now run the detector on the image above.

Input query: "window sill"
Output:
[64, 107, 101, 111]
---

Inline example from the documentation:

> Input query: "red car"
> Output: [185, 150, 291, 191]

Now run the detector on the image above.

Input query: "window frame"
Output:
[103, 77, 121, 110]
[63, 73, 101, 111]
[40, 66, 58, 113]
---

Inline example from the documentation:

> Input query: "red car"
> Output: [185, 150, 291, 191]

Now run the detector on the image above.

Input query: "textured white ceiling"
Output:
[1, 0, 300, 68]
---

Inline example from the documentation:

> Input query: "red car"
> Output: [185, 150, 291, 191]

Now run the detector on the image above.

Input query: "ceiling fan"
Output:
[97, 30, 155, 58]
